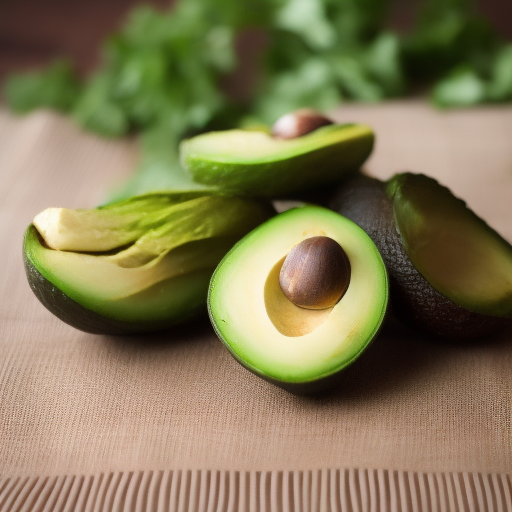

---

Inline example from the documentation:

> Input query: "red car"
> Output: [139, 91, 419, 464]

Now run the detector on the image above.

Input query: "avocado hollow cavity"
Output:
[264, 257, 333, 337]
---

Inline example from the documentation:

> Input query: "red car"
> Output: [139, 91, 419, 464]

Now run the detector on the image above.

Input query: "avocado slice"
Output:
[24, 193, 275, 334]
[329, 173, 512, 340]
[387, 173, 512, 317]
[208, 206, 388, 393]
[180, 123, 374, 198]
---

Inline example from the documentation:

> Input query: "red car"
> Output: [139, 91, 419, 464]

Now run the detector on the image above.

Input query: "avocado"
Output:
[24, 192, 275, 334]
[329, 173, 512, 340]
[207, 206, 389, 393]
[179, 123, 374, 198]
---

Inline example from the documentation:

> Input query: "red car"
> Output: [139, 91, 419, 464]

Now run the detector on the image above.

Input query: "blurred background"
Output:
[1, 0, 511, 81]
[2, 0, 512, 199]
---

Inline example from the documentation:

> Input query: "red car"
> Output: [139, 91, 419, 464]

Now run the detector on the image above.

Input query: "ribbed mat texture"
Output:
[1, 470, 511, 512]
[2, 104, 512, 509]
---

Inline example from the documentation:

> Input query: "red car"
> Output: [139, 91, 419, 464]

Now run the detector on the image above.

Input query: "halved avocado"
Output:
[208, 206, 389, 393]
[329, 173, 512, 339]
[180, 123, 374, 198]
[24, 193, 275, 334]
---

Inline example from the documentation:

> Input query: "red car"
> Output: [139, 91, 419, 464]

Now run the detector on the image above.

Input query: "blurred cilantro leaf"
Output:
[432, 66, 487, 107]
[365, 32, 405, 97]
[402, 0, 501, 81]
[255, 58, 343, 123]
[488, 44, 512, 101]
[107, 125, 210, 203]
[275, 0, 337, 51]
[4, 60, 81, 114]
[72, 71, 129, 137]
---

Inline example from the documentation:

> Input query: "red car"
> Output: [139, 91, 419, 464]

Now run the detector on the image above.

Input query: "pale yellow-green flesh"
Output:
[33, 236, 236, 302]
[209, 207, 388, 383]
[26, 193, 276, 327]
[33, 192, 205, 252]
[390, 174, 512, 317]
[89, 269, 213, 324]
[26, 226, 234, 324]
[182, 124, 371, 163]
[33, 231, 236, 313]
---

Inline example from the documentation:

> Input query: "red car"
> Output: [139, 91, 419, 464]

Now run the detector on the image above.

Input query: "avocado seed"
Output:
[272, 109, 333, 140]
[279, 236, 351, 310]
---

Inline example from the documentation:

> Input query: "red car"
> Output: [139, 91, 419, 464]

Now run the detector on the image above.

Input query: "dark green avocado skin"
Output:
[25, 255, 133, 334]
[24, 254, 204, 335]
[22, 229, 204, 335]
[328, 174, 507, 341]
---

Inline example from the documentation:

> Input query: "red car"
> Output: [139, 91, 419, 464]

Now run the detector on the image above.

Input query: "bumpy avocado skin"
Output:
[329, 174, 507, 340]
[24, 254, 185, 335]
[23, 226, 205, 335]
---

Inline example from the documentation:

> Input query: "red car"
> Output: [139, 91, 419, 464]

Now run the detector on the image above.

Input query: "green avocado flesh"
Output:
[180, 124, 374, 197]
[208, 206, 388, 390]
[33, 191, 208, 252]
[24, 193, 275, 333]
[387, 173, 512, 318]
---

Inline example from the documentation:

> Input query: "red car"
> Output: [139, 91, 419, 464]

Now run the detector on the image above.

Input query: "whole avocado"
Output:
[329, 173, 512, 340]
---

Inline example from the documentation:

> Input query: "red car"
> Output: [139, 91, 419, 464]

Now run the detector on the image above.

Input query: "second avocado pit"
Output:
[279, 236, 351, 310]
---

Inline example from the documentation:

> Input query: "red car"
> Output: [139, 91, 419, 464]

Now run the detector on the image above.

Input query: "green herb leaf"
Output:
[72, 72, 129, 137]
[275, 0, 337, 50]
[255, 58, 343, 123]
[364, 32, 406, 96]
[3, 60, 81, 114]
[488, 44, 512, 101]
[432, 66, 487, 108]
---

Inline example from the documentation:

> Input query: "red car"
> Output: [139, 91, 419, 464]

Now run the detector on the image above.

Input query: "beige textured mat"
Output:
[1, 103, 511, 510]
[1, 470, 511, 511]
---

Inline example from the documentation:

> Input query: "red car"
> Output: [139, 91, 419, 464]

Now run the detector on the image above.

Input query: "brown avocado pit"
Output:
[265, 256, 333, 337]
[278, 236, 351, 310]
[271, 109, 334, 140]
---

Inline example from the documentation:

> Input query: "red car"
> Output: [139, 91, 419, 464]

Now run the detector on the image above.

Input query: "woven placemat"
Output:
[1, 103, 511, 510]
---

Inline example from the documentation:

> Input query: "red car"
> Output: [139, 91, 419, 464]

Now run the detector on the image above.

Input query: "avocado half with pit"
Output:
[24, 192, 275, 334]
[208, 206, 389, 393]
[180, 123, 374, 198]
[329, 173, 512, 339]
